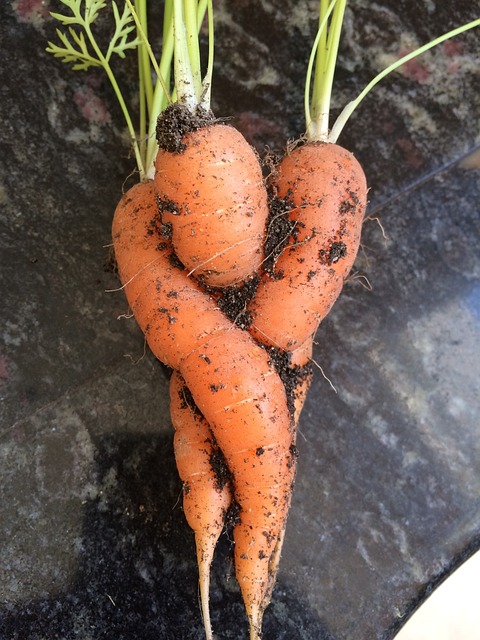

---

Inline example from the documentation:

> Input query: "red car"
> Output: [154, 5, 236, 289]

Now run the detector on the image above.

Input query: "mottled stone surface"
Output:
[1, 1, 479, 639]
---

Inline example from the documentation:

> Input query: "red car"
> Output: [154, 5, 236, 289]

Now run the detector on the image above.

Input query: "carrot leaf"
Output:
[47, 27, 101, 70]
[107, 1, 141, 61]
[47, 0, 145, 177]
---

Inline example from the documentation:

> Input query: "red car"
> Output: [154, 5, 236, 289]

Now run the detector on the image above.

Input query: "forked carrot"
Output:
[112, 179, 296, 636]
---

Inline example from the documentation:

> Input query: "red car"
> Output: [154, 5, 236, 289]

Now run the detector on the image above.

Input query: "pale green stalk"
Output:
[144, 12, 174, 178]
[136, 0, 153, 110]
[310, 0, 346, 140]
[134, 0, 148, 162]
[183, 0, 203, 101]
[172, 0, 194, 109]
[310, 0, 329, 119]
[304, 0, 338, 138]
[308, 0, 346, 141]
[125, 0, 175, 178]
[199, 0, 214, 109]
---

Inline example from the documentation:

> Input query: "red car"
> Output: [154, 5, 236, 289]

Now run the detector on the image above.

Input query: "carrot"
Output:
[154, 105, 270, 287]
[112, 179, 296, 636]
[288, 339, 314, 427]
[170, 370, 231, 640]
[248, 141, 367, 352]
[168, 339, 312, 640]
[246, 3, 480, 357]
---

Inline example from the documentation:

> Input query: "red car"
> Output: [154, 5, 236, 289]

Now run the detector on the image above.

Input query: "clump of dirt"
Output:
[209, 443, 232, 492]
[225, 500, 241, 529]
[265, 346, 313, 418]
[207, 275, 259, 329]
[156, 102, 215, 153]
[262, 192, 297, 277]
[319, 240, 347, 266]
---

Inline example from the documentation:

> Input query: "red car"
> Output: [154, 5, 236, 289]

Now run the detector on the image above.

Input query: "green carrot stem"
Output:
[183, 0, 203, 101]
[134, 0, 147, 162]
[172, 0, 195, 109]
[199, 0, 214, 110]
[304, 0, 338, 140]
[311, 0, 346, 140]
[83, 21, 145, 178]
[135, 0, 153, 113]
[125, 0, 175, 178]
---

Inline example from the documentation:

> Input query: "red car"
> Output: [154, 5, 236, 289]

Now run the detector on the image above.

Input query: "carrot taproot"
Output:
[154, 104, 270, 287]
[168, 340, 312, 640]
[248, 141, 367, 352]
[112, 179, 296, 637]
[170, 370, 231, 640]
[167, 274, 314, 639]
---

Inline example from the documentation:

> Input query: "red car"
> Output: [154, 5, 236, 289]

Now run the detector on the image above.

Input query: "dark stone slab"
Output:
[1, 2, 479, 639]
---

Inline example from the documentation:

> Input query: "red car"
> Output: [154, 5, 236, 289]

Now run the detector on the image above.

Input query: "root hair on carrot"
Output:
[105, 256, 163, 293]
[346, 270, 373, 291]
[303, 351, 337, 394]
[365, 214, 388, 240]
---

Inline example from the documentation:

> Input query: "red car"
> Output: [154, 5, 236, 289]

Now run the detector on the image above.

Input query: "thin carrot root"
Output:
[196, 533, 217, 640]
[169, 370, 232, 640]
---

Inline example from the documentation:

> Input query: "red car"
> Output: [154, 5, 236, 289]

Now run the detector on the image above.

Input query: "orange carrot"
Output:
[154, 104, 269, 287]
[248, 141, 367, 352]
[169, 342, 312, 638]
[112, 179, 296, 636]
[168, 272, 314, 638]
[170, 370, 231, 640]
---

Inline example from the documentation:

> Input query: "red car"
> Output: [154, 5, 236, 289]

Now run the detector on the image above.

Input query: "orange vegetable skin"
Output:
[248, 142, 367, 351]
[170, 371, 231, 639]
[170, 370, 231, 559]
[154, 124, 269, 287]
[112, 181, 295, 628]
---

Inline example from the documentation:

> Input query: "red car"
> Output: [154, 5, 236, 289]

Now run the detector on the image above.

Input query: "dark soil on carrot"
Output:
[262, 193, 297, 277]
[156, 103, 215, 153]
[209, 444, 233, 492]
[205, 275, 260, 330]
[266, 346, 313, 419]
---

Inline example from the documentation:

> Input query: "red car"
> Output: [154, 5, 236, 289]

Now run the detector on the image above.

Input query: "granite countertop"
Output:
[1, 1, 479, 639]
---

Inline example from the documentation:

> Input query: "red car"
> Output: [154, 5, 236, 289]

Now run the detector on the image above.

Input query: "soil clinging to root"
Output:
[156, 103, 215, 153]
